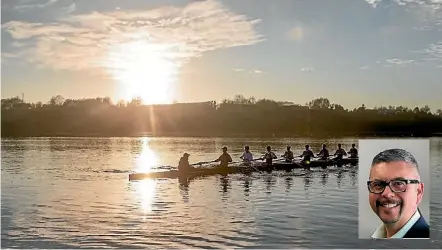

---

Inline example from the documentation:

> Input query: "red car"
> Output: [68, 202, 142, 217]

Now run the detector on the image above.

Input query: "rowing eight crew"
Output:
[178, 144, 358, 172]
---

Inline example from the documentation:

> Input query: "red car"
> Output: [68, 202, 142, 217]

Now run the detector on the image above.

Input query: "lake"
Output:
[1, 137, 441, 248]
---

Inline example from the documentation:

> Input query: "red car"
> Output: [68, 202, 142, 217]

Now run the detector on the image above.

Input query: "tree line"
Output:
[1, 94, 442, 137]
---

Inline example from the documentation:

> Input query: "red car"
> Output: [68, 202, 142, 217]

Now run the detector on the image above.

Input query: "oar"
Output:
[276, 155, 303, 162]
[190, 160, 217, 167]
[230, 160, 249, 165]
[236, 158, 263, 172]
[241, 157, 264, 163]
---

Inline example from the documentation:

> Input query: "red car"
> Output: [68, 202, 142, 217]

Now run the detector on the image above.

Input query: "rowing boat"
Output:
[273, 157, 357, 169]
[128, 157, 358, 181]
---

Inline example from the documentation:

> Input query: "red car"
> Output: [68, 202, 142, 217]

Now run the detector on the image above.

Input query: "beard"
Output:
[375, 198, 403, 224]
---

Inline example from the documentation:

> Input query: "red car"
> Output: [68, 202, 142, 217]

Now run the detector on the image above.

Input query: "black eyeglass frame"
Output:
[367, 179, 420, 194]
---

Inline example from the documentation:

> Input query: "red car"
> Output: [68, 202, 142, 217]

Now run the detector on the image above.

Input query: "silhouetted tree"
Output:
[128, 97, 142, 107]
[420, 105, 431, 114]
[1, 95, 441, 137]
[357, 104, 366, 112]
[117, 100, 127, 108]
[256, 98, 278, 106]
[413, 107, 420, 113]
[308, 97, 331, 109]
[50, 95, 65, 106]
[1, 96, 24, 109]
[331, 104, 345, 111]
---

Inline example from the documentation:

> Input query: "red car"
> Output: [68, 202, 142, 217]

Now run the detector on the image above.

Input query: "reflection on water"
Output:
[219, 175, 231, 200]
[134, 137, 158, 173]
[179, 183, 190, 203]
[350, 169, 357, 187]
[303, 171, 313, 191]
[133, 179, 157, 216]
[178, 176, 191, 188]
[285, 177, 293, 193]
[1, 137, 442, 249]
[321, 172, 329, 187]
[243, 175, 251, 197]
[336, 171, 344, 188]
[264, 175, 277, 194]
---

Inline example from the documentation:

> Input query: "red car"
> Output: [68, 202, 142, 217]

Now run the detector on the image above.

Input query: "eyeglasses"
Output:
[367, 179, 420, 194]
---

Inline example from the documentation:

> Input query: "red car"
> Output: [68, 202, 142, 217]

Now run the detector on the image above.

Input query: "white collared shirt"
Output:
[371, 209, 421, 239]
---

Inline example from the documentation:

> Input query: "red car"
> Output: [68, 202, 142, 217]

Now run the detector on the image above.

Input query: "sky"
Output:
[1, 0, 442, 109]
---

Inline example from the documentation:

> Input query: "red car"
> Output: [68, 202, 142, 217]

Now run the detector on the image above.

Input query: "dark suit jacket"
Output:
[403, 213, 430, 238]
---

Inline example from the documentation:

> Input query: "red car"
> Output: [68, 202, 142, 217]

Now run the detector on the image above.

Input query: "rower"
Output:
[317, 144, 329, 160]
[299, 144, 315, 164]
[349, 143, 358, 158]
[215, 146, 233, 168]
[333, 144, 347, 161]
[263, 146, 277, 165]
[240, 145, 253, 165]
[281, 145, 294, 162]
[178, 153, 192, 172]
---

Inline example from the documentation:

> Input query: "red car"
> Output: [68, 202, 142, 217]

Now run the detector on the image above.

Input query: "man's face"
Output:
[368, 161, 424, 225]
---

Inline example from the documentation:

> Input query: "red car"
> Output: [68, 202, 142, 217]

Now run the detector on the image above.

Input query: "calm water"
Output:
[1, 137, 441, 248]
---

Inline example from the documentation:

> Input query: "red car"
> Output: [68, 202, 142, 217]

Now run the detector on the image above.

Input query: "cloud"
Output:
[61, 2, 76, 14]
[233, 68, 245, 72]
[384, 58, 415, 66]
[359, 66, 370, 70]
[1, 51, 28, 66]
[2, 21, 89, 39]
[1, 53, 22, 59]
[365, 0, 383, 7]
[301, 67, 314, 72]
[232, 68, 263, 74]
[421, 41, 442, 61]
[365, 0, 442, 9]
[365, 0, 442, 27]
[13, 0, 59, 11]
[12, 41, 27, 48]
[2, 0, 264, 71]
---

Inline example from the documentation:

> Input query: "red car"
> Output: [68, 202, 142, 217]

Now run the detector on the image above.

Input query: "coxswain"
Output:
[317, 144, 330, 160]
[178, 153, 191, 173]
[263, 146, 277, 165]
[333, 144, 347, 160]
[215, 146, 233, 168]
[349, 143, 358, 158]
[281, 145, 294, 162]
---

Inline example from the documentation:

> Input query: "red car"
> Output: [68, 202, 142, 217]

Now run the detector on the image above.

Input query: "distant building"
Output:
[278, 101, 295, 106]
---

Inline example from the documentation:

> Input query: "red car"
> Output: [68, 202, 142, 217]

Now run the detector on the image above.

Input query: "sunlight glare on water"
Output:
[134, 137, 158, 173]
[135, 180, 157, 216]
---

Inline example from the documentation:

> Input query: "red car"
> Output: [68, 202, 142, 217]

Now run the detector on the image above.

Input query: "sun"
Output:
[105, 38, 178, 104]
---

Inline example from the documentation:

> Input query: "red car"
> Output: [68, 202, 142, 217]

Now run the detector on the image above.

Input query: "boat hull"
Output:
[128, 157, 358, 181]
[273, 157, 358, 169]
